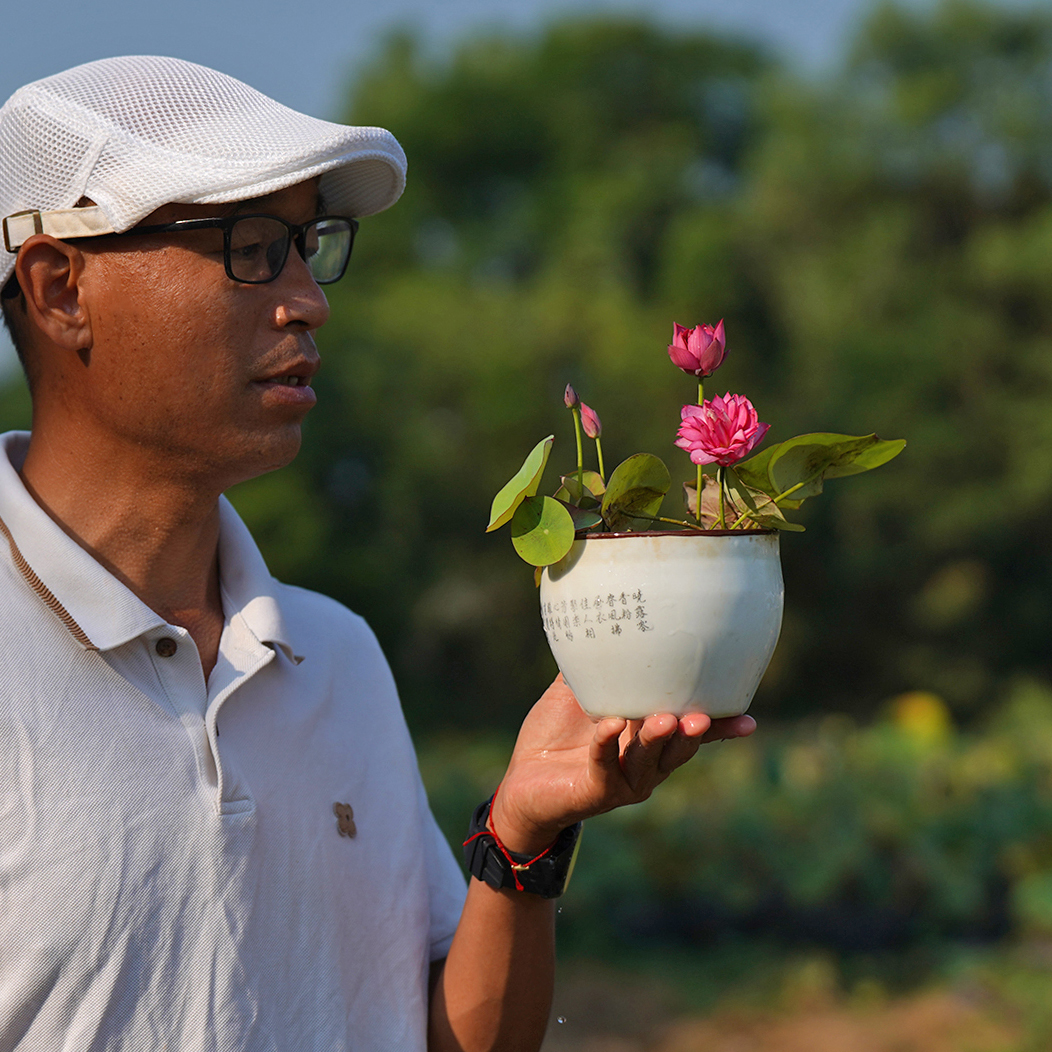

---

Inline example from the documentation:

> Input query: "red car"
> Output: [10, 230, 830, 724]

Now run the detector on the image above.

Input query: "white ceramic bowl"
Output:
[539, 531, 783, 719]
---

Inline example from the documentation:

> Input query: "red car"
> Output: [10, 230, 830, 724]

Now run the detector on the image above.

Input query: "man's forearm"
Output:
[428, 879, 555, 1052]
[426, 678, 757, 1050]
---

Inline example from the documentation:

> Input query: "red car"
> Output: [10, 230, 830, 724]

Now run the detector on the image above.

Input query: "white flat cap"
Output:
[0, 55, 407, 289]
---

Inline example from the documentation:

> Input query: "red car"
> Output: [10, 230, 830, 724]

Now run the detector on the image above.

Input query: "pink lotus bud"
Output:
[564, 384, 580, 408]
[668, 320, 727, 378]
[675, 393, 769, 467]
[580, 402, 602, 439]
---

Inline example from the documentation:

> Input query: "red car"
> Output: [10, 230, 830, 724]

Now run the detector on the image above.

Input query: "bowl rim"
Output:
[578, 528, 775, 539]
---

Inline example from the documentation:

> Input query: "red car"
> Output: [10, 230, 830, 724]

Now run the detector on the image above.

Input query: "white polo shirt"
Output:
[0, 431, 467, 1052]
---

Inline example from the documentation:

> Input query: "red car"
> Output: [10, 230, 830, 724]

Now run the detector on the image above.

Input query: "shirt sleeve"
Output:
[417, 778, 467, 961]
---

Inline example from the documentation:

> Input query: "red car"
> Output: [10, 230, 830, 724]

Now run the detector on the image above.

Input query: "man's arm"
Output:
[428, 883, 555, 1052]
[428, 676, 755, 1052]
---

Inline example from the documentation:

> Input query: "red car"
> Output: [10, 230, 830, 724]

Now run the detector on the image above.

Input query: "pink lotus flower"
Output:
[580, 402, 602, 439]
[675, 393, 769, 467]
[668, 320, 727, 377]
[564, 384, 580, 409]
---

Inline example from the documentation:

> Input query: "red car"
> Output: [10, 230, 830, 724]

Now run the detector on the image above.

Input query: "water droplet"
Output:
[557, 1016, 567, 1024]
[557, 907, 563, 914]
[541, 749, 549, 759]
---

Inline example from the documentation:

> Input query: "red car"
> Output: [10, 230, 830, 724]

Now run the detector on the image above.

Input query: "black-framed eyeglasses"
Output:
[91, 213, 359, 285]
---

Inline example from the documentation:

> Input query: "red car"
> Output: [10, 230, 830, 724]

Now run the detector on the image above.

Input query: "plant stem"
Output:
[595, 436, 606, 481]
[727, 480, 808, 530]
[695, 379, 705, 526]
[717, 466, 726, 529]
[727, 508, 753, 531]
[630, 512, 709, 532]
[571, 405, 584, 495]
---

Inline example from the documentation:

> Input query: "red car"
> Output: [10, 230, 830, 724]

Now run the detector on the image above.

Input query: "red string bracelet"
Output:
[462, 782, 557, 893]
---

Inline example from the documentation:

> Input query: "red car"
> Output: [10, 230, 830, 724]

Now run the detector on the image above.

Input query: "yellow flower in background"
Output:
[890, 691, 953, 745]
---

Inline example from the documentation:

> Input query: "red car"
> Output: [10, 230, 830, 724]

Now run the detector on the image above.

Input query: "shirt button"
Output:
[155, 637, 178, 658]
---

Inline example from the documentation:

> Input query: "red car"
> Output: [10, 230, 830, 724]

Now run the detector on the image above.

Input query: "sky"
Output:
[0, 0, 968, 120]
[0, 0, 1043, 373]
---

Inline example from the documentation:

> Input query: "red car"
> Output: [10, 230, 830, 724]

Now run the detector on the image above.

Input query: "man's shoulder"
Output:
[267, 578, 383, 651]
[262, 579, 406, 713]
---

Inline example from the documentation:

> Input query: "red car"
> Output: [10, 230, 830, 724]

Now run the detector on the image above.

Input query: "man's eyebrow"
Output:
[228, 190, 329, 217]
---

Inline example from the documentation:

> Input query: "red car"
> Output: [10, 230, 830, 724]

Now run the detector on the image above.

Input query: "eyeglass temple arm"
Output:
[3, 206, 115, 253]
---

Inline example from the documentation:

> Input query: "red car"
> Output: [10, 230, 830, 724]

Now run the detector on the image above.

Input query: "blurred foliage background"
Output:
[422, 680, 1052, 1047]
[273, 0, 1052, 732]
[6, 0, 1052, 1044]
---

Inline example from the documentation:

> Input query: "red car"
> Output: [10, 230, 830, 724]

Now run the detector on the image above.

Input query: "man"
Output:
[0, 56, 755, 1051]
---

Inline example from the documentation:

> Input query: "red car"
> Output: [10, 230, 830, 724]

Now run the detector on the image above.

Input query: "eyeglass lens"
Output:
[308, 219, 353, 284]
[227, 216, 353, 284]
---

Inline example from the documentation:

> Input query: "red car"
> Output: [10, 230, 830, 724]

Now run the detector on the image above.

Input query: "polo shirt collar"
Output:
[0, 431, 300, 661]
[216, 497, 301, 664]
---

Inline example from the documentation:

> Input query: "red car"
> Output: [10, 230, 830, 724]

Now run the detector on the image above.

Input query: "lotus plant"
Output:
[668, 320, 726, 377]
[488, 320, 905, 568]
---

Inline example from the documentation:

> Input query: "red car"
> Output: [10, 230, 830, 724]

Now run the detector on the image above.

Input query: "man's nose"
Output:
[273, 248, 331, 331]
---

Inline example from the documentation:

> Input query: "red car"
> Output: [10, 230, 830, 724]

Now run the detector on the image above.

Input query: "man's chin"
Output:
[223, 428, 304, 489]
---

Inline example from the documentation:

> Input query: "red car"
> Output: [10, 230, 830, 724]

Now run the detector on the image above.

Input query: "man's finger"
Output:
[678, 712, 713, 738]
[618, 719, 644, 753]
[620, 713, 678, 790]
[590, 717, 628, 768]
[658, 729, 704, 773]
[698, 714, 757, 744]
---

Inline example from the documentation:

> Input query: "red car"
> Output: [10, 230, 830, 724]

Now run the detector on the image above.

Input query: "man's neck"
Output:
[19, 428, 227, 679]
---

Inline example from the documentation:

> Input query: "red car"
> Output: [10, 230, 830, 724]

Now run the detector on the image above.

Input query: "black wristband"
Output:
[462, 795, 582, 899]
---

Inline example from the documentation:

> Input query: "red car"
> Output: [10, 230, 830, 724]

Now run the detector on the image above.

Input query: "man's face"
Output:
[68, 178, 330, 490]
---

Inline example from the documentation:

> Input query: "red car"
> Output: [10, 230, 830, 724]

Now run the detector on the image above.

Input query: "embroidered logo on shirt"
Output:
[333, 802, 357, 838]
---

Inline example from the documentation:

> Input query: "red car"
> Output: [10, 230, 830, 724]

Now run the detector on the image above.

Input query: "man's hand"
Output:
[430, 677, 754, 1051]
[489, 675, 756, 855]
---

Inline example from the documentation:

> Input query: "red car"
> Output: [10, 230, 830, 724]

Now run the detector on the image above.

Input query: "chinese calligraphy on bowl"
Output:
[541, 589, 653, 642]
[540, 532, 783, 720]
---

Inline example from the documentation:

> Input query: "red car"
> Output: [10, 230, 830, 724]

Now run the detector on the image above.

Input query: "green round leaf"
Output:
[487, 435, 554, 532]
[760, 433, 907, 504]
[558, 470, 606, 501]
[562, 502, 603, 532]
[601, 453, 671, 531]
[510, 495, 576, 566]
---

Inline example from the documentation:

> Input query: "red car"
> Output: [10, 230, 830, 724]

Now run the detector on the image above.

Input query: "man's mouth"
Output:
[270, 375, 310, 386]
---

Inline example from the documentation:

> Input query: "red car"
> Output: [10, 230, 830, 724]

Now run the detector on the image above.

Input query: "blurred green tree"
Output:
[736, 0, 1052, 717]
[230, 2, 1052, 729]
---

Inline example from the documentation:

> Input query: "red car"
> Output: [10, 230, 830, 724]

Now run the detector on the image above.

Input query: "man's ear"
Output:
[14, 235, 92, 351]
